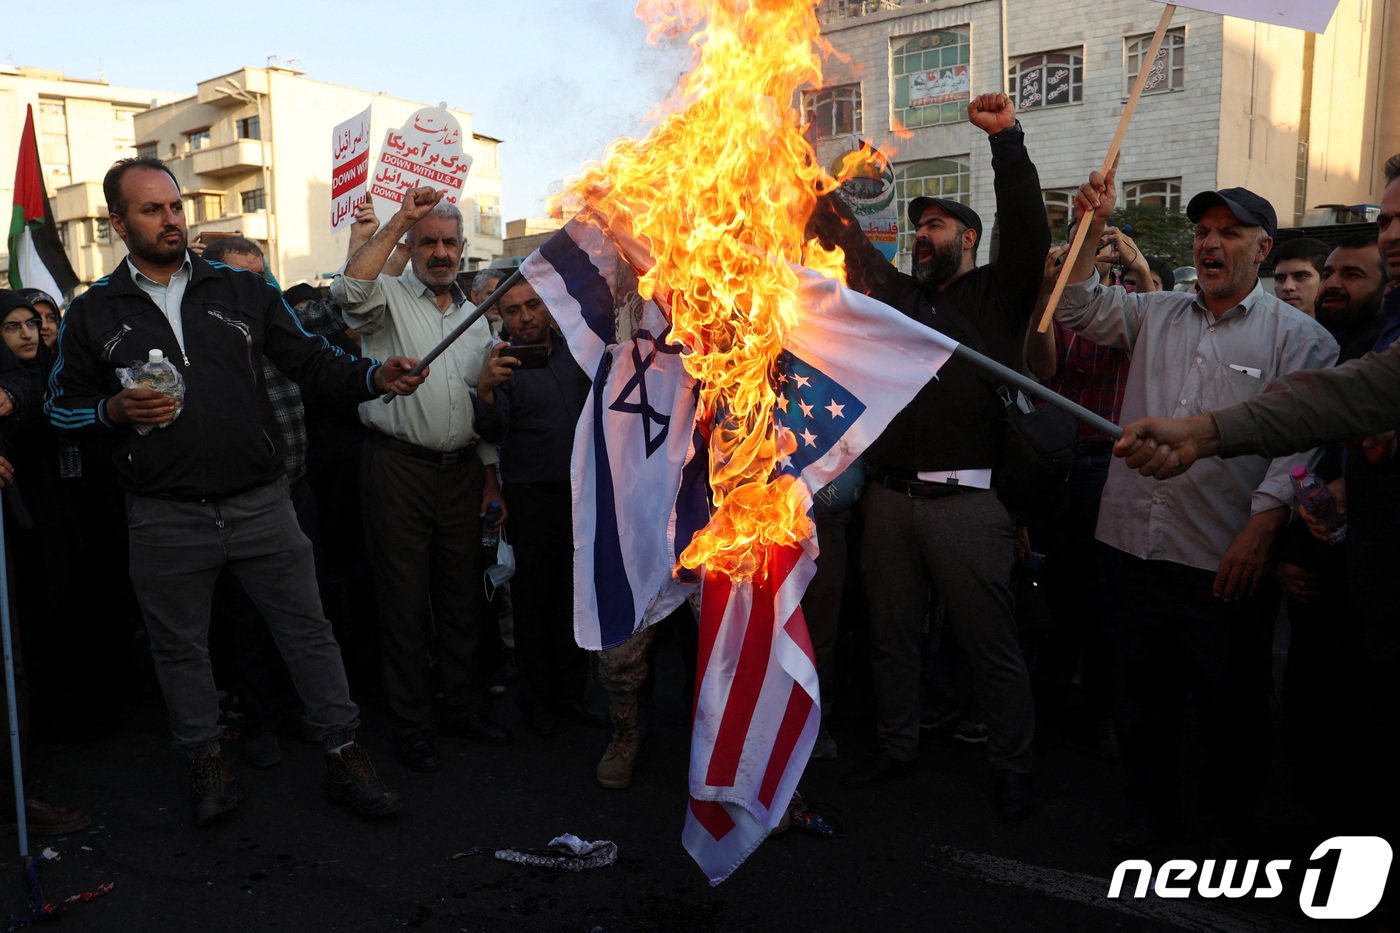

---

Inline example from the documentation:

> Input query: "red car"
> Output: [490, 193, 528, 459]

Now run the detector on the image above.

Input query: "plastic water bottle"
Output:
[138, 349, 181, 396]
[58, 438, 83, 479]
[1289, 466, 1347, 544]
[481, 499, 503, 548]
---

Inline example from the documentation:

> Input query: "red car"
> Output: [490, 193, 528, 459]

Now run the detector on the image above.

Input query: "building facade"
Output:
[133, 66, 504, 288]
[808, 0, 1396, 268]
[1, 66, 183, 287]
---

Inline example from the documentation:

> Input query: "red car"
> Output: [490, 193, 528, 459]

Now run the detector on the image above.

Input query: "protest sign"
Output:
[330, 107, 371, 232]
[370, 105, 472, 222]
[1149, 0, 1339, 33]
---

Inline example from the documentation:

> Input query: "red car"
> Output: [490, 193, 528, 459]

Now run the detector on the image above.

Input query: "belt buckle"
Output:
[441, 449, 462, 465]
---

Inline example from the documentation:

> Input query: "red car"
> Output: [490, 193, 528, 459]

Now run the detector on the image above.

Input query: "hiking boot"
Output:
[325, 742, 403, 818]
[595, 704, 640, 790]
[189, 753, 244, 827]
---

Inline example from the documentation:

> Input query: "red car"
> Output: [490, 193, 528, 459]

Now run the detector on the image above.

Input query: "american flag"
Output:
[524, 218, 956, 882]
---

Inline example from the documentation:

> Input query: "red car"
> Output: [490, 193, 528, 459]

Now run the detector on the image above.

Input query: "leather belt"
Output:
[873, 470, 968, 499]
[367, 430, 473, 466]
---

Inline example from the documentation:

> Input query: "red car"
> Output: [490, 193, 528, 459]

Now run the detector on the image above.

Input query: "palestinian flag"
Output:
[8, 104, 79, 298]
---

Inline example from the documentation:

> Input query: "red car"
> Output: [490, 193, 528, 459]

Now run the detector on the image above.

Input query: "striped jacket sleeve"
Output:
[45, 299, 118, 431]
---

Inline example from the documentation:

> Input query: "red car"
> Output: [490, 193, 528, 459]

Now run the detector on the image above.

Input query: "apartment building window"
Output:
[1126, 28, 1185, 95]
[1009, 49, 1083, 110]
[894, 156, 970, 254]
[803, 84, 863, 141]
[136, 142, 159, 161]
[240, 188, 267, 213]
[55, 222, 68, 248]
[37, 99, 71, 181]
[187, 193, 224, 224]
[1123, 178, 1182, 211]
[891, 27, 970, 130]
[1042, 188, 1077, 242]
[236, 116, 261, 140]
[95, 218, 112, 245]
[476, 193, 501, 238]
[186, 128, 212, 152]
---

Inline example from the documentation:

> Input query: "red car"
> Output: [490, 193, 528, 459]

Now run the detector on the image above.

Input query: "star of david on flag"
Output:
[522, 214, 958, 885]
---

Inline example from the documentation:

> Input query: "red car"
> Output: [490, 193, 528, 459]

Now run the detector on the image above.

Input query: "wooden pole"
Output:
[1035, 2, 1177, 333]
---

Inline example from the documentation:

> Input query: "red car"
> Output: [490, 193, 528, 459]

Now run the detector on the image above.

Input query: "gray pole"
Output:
[951, 342, 1123, 440]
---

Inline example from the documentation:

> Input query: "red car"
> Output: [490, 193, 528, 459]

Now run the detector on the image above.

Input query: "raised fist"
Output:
[968, 92, 1015, 135]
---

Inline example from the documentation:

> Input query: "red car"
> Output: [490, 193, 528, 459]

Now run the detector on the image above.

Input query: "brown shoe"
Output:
[325, 742, 403, 818]
[1, 796, 92, 836]
[189, 752, 244, 827]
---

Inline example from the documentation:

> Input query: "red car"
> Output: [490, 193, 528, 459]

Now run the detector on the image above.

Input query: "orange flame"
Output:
[565, 0, 843, 580]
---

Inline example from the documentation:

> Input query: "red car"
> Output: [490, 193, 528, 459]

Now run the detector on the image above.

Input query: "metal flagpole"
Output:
[2, 497, 30, 861]
[379, 267, 526, 403]
[951, 342, 1123, 439]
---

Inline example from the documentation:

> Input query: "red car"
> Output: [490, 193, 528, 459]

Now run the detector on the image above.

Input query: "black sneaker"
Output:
[325, 742, 403, 818]
[189, 753, 244, 827]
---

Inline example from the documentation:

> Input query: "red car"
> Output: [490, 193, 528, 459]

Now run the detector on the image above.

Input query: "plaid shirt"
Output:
[1046, 321, 1129, 443]
[262, 360, 307, 483]
[293, 295, 350, 342]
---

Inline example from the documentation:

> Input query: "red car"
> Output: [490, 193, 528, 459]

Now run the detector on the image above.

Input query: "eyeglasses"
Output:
[1, 318, 40, 335]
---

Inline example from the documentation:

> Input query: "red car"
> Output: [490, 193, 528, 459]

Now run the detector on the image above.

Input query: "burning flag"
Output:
[531, 0, 958, 882]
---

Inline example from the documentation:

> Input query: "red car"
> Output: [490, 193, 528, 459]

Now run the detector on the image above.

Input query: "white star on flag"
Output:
[825, 401, 845, 419]
[798, 400, 814, 419]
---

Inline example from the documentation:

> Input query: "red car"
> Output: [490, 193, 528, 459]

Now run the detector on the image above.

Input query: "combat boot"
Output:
[595, 704, 640, 790]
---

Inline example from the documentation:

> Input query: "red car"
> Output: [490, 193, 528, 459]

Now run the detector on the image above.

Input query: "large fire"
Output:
[567, 0, 844, 580]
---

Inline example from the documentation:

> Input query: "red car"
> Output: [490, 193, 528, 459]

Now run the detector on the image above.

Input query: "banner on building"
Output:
[330, 107, 371, 233]
[829, 141, 898, 264]
[370, 105, 472, 222]
[1149, 0, 1340, 33]
[909, 64, 969, 109]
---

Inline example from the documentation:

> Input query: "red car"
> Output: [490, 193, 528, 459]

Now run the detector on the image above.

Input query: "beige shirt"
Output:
[1056, 275, 1339, 572]
[332, 268, 497, 464]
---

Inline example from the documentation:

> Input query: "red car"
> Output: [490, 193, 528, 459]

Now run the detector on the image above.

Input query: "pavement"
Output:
[4, 635, 1338, 932]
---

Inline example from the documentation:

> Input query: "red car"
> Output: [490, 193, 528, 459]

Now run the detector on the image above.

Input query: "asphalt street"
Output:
[4, 631, 1343, 932]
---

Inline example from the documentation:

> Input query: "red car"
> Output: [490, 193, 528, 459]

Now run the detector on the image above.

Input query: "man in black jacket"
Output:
[817, 93, 1045, 820]
[46, 158, 426, 826]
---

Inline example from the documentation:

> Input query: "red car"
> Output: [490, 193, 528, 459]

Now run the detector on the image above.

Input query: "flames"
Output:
[566, 0, 843, 580]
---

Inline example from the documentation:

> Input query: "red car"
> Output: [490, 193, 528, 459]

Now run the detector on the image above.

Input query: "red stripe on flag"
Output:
[688, 796, 735, 841]
[692, 569, 732, 722]
[704, 561, 783, 788]
[758, 680, 814, 809]
[12, 107, 46, 224]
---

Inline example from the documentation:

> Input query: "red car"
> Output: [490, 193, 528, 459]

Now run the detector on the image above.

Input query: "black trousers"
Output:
[506, 482, 586, 712]
[1109, 554, 1275, 831]
[361, 443, 487, 737]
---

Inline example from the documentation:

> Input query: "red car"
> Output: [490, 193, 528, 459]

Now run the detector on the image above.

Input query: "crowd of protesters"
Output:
[1, 94, 1397, 923]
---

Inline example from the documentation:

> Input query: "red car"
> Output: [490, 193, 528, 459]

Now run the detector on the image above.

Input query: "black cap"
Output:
[1186, 187, 1277, 238]
[907, 196, 983, 246]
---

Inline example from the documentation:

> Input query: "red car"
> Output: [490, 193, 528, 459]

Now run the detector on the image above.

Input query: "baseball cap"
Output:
[1186, 187, 1277, 238]
[907, 196, 983, 246]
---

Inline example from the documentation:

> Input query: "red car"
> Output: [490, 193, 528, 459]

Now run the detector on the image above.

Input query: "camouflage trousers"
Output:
[597, 626, 655, 715]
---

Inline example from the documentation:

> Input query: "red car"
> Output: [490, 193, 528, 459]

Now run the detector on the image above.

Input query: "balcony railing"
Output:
[817, 0, 925, 25]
